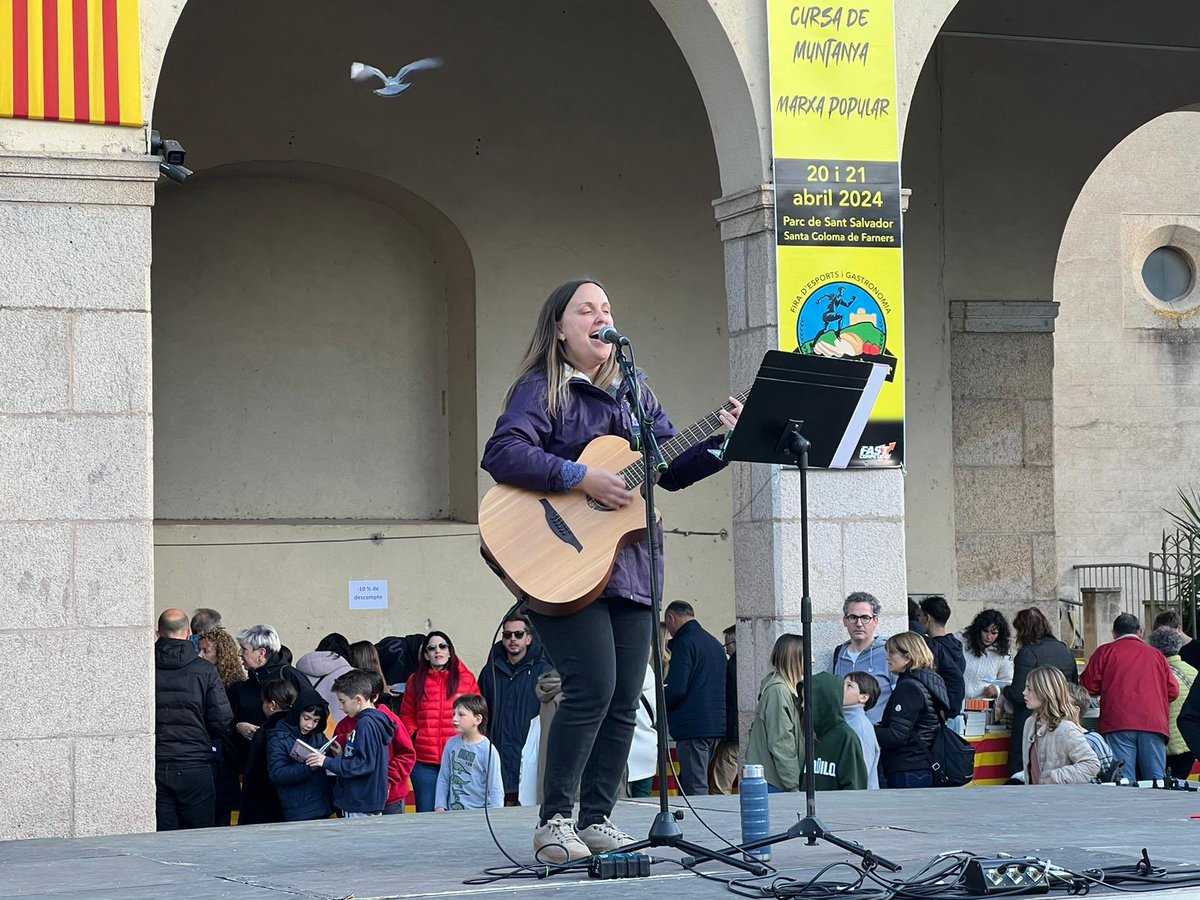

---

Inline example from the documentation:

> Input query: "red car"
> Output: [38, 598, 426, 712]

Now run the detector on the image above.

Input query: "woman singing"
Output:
[481, 279, 740, 863]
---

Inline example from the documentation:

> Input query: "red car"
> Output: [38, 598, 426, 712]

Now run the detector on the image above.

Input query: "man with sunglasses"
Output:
[828, 592, 897, 725]
[478, 613, 552, 804]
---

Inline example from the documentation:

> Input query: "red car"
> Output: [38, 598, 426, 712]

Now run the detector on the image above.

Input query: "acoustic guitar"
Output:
[479, 390, 747, 616]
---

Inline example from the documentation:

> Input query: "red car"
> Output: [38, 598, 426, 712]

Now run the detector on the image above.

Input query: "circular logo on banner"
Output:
[796, 279, 887, 359]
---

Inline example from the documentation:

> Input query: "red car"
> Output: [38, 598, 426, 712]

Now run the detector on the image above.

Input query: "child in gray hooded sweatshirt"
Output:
[842, 672, 882, 790]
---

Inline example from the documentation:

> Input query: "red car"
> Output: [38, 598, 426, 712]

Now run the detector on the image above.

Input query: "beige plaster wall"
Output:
[1054, 110, 1200, 597]
[153, 522, 732, 671]
[153, 175, 449, 520]
[899, 54, 956, 600]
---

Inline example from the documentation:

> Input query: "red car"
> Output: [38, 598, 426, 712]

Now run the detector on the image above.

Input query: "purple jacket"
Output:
[481, 373, 726, 606]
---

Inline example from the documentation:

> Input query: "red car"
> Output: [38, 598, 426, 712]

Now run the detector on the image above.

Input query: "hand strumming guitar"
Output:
[578, 467, 634, 508]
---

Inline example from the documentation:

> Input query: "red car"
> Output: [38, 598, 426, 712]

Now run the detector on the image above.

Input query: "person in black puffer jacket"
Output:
[154, 608, 233, 830]
[875, 631, 950, 789]
[227, 625, 309, 767]
[239, 678, 297, 825]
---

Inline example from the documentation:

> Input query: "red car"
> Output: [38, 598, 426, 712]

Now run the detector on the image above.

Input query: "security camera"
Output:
[158, 161, 193, 183]
[150, 130, 187, 166]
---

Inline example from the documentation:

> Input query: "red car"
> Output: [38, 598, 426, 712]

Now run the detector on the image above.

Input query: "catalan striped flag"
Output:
[0, 0, 141, 127]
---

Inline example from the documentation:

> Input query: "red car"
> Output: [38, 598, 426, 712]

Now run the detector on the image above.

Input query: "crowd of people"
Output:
[744, 593, 1200, 792]
[155, 599, 751, 832]
[153, 592, 1200, 833]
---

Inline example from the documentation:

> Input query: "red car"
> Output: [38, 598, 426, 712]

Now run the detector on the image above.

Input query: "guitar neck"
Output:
[620, 389, 750, 488]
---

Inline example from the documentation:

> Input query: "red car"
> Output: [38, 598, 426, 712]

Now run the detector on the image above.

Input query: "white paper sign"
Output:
[349, 579, 388, 610]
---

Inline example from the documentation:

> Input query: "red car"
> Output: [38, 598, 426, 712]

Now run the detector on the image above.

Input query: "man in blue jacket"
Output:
[663, 601, 727, 795]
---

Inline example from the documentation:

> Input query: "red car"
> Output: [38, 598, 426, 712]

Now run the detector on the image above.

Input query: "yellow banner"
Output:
[769, 1, 904, 466]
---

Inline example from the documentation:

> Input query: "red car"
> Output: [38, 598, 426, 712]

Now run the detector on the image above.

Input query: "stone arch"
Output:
[900, 0, 1200, 616]
[646, 0, 770, 194]
[143, 1, 768, 197]
[1054, 107, 1200, 602]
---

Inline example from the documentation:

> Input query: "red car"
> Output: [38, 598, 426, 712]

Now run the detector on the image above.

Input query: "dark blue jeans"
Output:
[1106, 730, 1166, 782]
[886, 769, 933, 789]
[411, 762, 440, 812]
[530, 597, 653, 828]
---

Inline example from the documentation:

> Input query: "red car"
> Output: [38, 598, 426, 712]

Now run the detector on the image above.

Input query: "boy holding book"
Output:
[267, 687, 336, 821]
[306, 669, 396, 817]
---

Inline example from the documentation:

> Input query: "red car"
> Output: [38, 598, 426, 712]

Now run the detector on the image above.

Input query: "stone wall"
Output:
[950, 301, 1059, 624]
[0, 154, 158, 839]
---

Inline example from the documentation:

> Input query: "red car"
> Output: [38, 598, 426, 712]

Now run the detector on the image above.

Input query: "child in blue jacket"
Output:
[267, 687, 335, 821]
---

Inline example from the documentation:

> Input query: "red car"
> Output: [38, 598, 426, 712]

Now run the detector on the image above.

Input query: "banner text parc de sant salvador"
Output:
[769, 1, 904, 467]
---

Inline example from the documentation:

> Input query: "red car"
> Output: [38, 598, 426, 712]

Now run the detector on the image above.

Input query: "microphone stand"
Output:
[540, 337, 768, 879]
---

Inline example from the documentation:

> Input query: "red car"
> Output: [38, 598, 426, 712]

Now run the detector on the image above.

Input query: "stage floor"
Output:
[3, 786, 1200, 899]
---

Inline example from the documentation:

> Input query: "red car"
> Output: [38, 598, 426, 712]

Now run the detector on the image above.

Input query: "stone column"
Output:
[949, 300, 1059, 625]
[0, 153, 158, 839]
[715, 185, 908, 738]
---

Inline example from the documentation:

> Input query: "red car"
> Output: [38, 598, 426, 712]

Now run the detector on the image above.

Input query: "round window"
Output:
[1141, 246, 1193, 303]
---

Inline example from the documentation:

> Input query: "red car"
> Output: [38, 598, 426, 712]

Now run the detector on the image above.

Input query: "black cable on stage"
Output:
[709, 847, 1200, 900]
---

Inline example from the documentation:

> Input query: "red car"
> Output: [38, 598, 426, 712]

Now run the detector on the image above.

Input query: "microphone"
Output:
[596, 326, 630, 346]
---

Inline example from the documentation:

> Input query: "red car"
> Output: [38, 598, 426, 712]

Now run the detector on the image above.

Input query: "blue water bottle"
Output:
[740, 763, 771, 861]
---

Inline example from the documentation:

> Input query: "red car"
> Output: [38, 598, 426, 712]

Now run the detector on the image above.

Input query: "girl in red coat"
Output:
[400, 630, 480, 811]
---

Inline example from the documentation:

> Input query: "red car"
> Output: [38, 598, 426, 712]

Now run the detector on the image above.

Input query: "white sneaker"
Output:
[533, 814, 591, 864]
[575, 817, 636, 854]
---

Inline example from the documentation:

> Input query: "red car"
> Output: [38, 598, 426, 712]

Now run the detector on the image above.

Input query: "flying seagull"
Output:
[350, 57, 443, 97]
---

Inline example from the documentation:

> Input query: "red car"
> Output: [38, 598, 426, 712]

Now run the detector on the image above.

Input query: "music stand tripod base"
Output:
[722, 350, 898, 873]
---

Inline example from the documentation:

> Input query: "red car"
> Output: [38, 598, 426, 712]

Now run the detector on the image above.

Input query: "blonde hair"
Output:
[1025, 666, 1077, 731]
[770, 633, 806, 695]
[884, 632, 935, 671]
[505, 279, 622, 419]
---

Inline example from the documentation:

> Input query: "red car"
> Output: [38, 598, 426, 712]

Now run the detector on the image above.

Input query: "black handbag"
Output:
[929, 713, 975, 787]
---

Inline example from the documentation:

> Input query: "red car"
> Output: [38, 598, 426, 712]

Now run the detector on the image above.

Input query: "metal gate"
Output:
[1149, 528, 1200, 639]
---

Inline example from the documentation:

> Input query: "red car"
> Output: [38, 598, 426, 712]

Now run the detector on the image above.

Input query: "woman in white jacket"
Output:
[957, 609, 1014, 700]
[1021, 666, 1100, 785]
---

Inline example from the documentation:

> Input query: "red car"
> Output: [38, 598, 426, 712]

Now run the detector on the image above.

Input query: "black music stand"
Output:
[722, 350, 900, 872]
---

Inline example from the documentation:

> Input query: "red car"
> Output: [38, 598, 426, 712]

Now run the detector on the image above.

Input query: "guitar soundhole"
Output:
[538, 499, 583, 552]
[586, 497, 616, 512]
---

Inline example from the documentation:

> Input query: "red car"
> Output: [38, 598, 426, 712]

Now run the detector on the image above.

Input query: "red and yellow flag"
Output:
[0, 0, 141, 127]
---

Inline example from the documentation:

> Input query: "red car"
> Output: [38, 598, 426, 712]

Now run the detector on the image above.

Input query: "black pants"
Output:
[156, 762, 215, 831]
[531, 597, 652, 827]
[675, 737, 719, 796]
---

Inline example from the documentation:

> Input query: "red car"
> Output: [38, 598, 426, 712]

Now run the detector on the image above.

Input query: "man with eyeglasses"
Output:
[827, 591, 897, 725]
[478, 613, 553, 804]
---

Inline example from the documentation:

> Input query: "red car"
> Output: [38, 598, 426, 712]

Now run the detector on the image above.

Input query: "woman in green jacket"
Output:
[746, 634, 805, 792]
